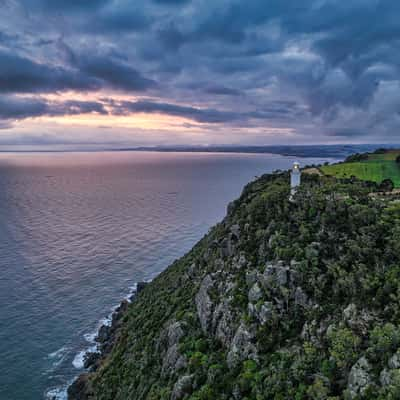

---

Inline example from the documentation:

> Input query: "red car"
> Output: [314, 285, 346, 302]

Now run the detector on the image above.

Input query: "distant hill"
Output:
[116, 144, 393, 160]
[321, 148, 400, 188]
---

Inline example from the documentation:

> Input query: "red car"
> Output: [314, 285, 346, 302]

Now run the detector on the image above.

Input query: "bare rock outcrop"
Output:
[227, 322, 258, 368]
[171, 375, 194, 400]
[195, 275, 214, 334]
[347, 357, 372, 399]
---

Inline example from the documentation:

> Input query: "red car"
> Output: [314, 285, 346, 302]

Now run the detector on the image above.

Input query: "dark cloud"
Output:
[75, 52, 156, 91]
[118, 100, 239, 123]
[82, 9, 152, 33]
[115, 99, 304, 124]
[0, 50, 98, 93]
[20, 0, 110, 12]
[1, 0, 400, 142]
[55, 40, 156, 91]
[0, 96, 47, 119]
[0, 45, 155, 94]
[0, 93, 305, 127]
[204, 85, 242, 96]
[153, 0, 191, 5]
[157, 23, 186, 51]
[0, 96, 108, 120]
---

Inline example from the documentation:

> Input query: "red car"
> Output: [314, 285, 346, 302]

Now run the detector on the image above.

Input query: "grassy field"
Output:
[321, 150, 400, 188]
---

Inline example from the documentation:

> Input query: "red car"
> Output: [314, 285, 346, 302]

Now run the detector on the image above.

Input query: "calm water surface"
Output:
[0, 151, 331, 399]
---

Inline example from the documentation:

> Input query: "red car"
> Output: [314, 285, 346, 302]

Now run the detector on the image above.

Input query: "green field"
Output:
[321, 150, 400, 188]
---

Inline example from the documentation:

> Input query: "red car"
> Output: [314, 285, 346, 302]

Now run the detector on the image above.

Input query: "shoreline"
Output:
[67, 281, 149, 399]
[46, 281, 150, 400]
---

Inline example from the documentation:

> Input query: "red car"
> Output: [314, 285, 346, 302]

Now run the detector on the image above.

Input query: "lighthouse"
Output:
[290, 162, 301, 199]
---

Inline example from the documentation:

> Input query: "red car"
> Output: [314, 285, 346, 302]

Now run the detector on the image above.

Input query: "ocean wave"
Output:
[46, 279, 155, 398]
[72, 282, 140, 371]
[46, 346, 70, 372]
[72, 345, 97, 370]
[45, 383, 69, 400]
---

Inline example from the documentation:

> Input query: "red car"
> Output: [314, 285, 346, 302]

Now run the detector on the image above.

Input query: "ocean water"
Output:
[0, 151, 331, 400]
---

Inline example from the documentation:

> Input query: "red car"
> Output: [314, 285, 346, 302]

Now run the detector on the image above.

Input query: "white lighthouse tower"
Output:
[290, 161, 301, 199]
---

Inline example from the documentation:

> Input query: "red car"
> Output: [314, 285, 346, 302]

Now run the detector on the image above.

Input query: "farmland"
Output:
[320, 149, 400, 188]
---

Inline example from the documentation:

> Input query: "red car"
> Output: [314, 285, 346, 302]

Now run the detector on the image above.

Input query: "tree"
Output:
[379, 179, 394, 192]
[396, 155, 400, 164]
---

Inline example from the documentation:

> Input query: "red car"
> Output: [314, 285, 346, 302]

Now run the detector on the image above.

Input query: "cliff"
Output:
[69, 170, 400, 400]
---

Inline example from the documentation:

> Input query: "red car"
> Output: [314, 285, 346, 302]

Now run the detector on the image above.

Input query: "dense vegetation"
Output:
[70, 167, 400, 400]
[321, 149, 400, 188]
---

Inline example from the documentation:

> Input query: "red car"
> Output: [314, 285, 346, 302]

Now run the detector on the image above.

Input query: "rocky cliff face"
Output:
[69, 170, 400, 400]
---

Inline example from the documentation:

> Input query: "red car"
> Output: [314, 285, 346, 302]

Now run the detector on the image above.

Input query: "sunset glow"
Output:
[1, 1, 399, 147]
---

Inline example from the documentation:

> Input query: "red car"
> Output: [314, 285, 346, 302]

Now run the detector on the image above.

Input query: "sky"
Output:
[0, 0, 399, 148]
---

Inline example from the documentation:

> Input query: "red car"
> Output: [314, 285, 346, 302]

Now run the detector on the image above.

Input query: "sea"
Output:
[0, 151, 332, 400]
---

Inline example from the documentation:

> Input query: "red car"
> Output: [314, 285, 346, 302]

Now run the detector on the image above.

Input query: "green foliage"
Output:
[79, 160, 400, 400]
[307, 376, 330, 400]
[367, 324, 400, 363]
[328, 328, 361, 370]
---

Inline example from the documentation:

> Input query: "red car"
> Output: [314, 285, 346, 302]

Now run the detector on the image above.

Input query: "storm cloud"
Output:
[0, 95, 108, 121]
[1, 0, 400, 143]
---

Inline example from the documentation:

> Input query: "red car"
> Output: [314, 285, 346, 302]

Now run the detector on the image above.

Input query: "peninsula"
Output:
[69, 150, 400, 400]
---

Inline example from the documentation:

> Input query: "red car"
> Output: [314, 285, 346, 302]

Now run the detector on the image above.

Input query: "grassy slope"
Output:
[321, 150, 400, 187]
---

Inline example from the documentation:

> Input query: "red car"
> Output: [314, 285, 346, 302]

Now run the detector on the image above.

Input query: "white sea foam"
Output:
[72, 350, 86, 370]
[83, 331, 97, 343]
[72, 344, 98, 369]
[72, 282, 141, 371]
[45, 384, 68, 400]
[46, 346, 70, 371]
[125, 283, 138, 302]
[49, 277, 157, 397]
[48, 347, 68, 359]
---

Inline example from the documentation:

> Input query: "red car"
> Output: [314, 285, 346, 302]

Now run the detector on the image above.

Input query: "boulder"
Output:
[248, 302, 257, 319]
[343, 303, 357, 321]
[294, 287, 308, 307]
[136, 281, 148, 294]
[220, 237, 235, 258]
[160, 320, 187, 376]
[343, 304, 376, 335]
[167, 321, 185, 348]
[213, 300, 235, 346]
[248, 301, 273, 325]
[230, 224, 240, 240]
[227, 322, 258, 368]
[171, 375, 194, 400]
[187, 263, 197, 278]
[258, 302, 273, 324]
[162, 344, 187, 376]
[195, 275, 214, 334]
[347, 357, 372, 399]
[83, 352, 101, 370]
[67, 374, 91, 400]
[248, 282, 263, 302]
[380, 368, 392, 386]
[96, 324, 111, 344]
[236, 253, 248, 269]
[260, 264, 289, 290]
[388, 351, 400, 369]
[246, 270, 258, 286]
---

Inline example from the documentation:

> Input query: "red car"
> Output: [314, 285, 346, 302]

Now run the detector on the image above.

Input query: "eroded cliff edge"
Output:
[69, 170, 400, 400]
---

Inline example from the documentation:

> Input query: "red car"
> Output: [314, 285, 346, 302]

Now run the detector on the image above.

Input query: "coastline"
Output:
[47, 281, 149, 400]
